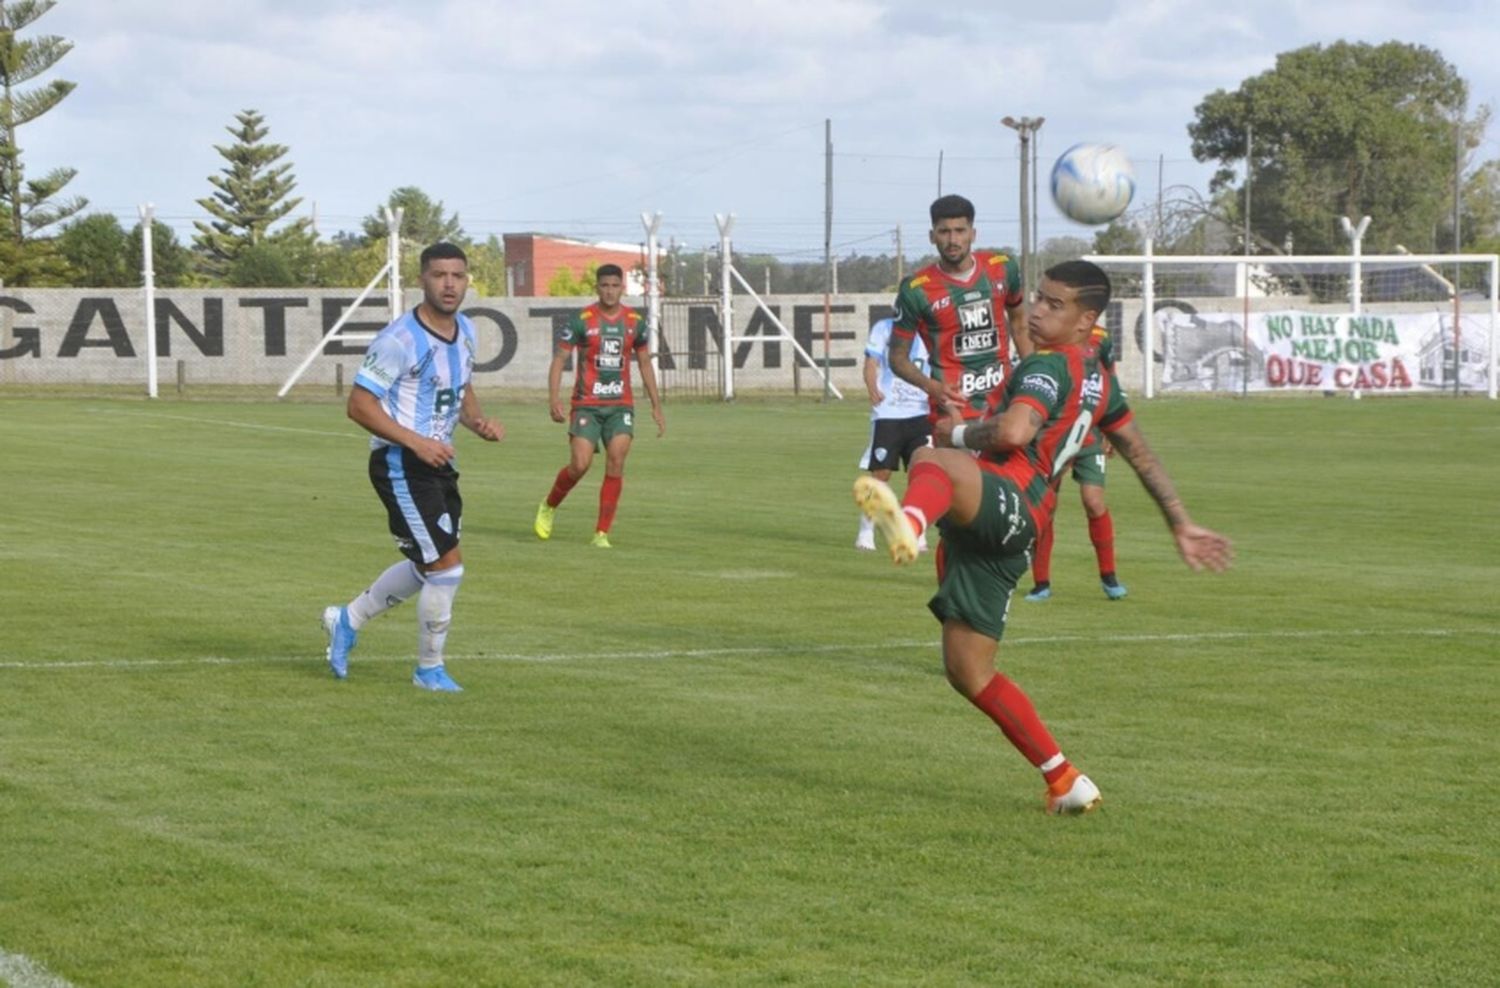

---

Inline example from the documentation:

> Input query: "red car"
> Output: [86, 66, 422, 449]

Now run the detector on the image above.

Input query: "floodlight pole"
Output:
[1002, 115, 1044, 296]
[716, 212, 735, 400]
[1340, 215, 1372, 315]
[139, 203, 158, 398]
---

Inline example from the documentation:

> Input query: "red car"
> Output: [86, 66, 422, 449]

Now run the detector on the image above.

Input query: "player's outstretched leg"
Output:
[853, 476, 918, 564]
[321, 605, 357, 679]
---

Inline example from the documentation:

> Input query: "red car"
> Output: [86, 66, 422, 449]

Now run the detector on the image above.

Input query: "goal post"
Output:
[1085, 247, 1499, 400]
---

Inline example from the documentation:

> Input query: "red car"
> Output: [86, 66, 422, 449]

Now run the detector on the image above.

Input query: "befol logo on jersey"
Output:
[592, 379, 625, 397]
[1081, 372, 1104, 406]
[960, 364, 1006, 395]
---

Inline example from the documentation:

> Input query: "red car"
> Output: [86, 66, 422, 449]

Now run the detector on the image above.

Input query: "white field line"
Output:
[0, 627, 1494, 672]
[0, 949, 78, 988]
[88, 407, 356, 440]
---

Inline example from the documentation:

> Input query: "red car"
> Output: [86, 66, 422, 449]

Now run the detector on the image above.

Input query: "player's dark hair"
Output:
[1044, 259, 1112, 316]
[929, 194, 975, 225]
[420, 242, 468, 271]
[596, 263, 624, 280]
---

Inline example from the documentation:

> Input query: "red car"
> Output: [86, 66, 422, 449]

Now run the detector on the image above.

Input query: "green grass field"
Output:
[1, 394, 1496, 987]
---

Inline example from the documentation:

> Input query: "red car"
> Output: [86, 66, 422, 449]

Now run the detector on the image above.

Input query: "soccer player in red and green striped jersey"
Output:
[1026, 324, 1128, 602]
[888, 194, 1031, 426]
[855, 261, 1232, 815]
[534, 264, 665, 548]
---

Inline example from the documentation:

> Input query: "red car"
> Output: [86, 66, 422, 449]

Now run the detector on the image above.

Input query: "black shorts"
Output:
[368, 446, 462, 565]
[866, 415, 932, 472]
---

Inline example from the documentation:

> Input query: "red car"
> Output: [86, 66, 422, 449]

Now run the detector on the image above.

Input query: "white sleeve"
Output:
[353, 332, 405, 398]
[864, 319, 891, 358]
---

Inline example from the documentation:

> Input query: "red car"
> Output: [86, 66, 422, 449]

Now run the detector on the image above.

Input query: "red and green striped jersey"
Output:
[557, 304, 650, 407]
[890, 251, 1023, 421]
[1081, 325, 1113, 456]
[982, 341, 1133, 528]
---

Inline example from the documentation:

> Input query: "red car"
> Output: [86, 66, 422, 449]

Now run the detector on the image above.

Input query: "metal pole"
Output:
[715, 212, 735, 401]
[641, 211, 662, 368]
[824, 118, 833, 401]
[1002, 116, 1044, 296]
[138, 203, 158, 399]
[1455, 107, 1465, 398]
[1143, 236, 1155, 399]
[1489, 256, 1497, 400]
[1242, 126, 1252, 399]
[1341, 216, 1371, 314]
[384, 206, 404, 319]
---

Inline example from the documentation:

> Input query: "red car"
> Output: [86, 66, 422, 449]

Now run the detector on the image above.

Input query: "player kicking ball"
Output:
[856, 261, 1232, 814]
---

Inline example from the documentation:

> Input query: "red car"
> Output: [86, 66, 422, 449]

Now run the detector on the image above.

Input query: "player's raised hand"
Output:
[1173, 523, 1233, 572]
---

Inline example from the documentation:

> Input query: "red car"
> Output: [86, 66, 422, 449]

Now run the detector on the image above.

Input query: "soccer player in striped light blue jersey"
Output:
[320, 242, 505, 692]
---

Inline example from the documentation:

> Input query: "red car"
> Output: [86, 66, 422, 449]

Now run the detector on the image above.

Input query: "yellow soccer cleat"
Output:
[590, 530, 612, 549]
[853, 476, 919, 565]
[534, 501, 555, 540]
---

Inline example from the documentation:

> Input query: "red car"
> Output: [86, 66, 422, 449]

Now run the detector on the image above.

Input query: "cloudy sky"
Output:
[24, 0, 1500, 259]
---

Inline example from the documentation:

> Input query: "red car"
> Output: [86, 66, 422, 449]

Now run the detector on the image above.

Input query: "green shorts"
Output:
[568, 405, 634, 449]
[1071, 449, 1107, 487]
[928, 470, 1038, 641]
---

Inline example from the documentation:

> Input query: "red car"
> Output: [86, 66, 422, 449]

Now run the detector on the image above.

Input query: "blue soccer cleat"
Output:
[321, 605, 357, 679]
[1101, 577, 1128, 600]
[412, 664, 463, 692]
[1024, 583, 1052, 602]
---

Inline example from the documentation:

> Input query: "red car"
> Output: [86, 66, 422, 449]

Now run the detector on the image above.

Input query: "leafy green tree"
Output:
[0, 231, 68, 283]
[126, 219, 194, 287]
[0, 0, 86, 280]
[547, 261, 599, 297]
[361, 186, 465, 246]
[56, 211, 129, 285]
[1189, 41, 1476, 254]
[466, 235, 506, 296]
[194, 109, 312, 274]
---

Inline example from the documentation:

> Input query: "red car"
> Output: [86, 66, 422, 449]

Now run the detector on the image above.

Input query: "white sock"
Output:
[346, 560, 424, 630]
[416, 564, 464, 670]
[857, 514, 875, 536]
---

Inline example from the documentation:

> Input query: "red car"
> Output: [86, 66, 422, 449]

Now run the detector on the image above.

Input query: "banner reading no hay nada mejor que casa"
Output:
[1157, 309, 1493, 394]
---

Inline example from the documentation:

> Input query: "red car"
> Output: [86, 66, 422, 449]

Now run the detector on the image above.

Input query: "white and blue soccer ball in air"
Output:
[1050, 143, 1135, 226]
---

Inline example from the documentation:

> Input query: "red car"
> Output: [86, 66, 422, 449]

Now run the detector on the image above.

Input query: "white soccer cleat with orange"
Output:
[853, 476, 919, 565]
[1045, 767, 1102, 815]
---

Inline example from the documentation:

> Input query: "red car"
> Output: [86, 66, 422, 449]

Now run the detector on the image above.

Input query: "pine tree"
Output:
[193, 109, 311, 272]
[0, 0, 87, 247]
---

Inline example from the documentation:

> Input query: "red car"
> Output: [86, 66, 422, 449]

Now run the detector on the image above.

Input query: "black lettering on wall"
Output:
[240, 297, 309, 356]
[58, 298, 134, 358]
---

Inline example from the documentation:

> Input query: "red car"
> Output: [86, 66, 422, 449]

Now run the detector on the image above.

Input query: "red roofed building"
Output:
[503, 234, 657, 297]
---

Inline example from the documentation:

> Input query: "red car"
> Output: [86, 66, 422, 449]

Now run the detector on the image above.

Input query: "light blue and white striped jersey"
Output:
[865, 317, 931, 420]
[353, 309, 477, 450]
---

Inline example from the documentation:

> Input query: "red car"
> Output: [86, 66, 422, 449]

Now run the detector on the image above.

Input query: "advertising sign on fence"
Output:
[1158, 309, 1492, 394]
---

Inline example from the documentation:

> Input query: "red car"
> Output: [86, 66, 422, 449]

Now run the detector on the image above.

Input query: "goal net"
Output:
[1085, 249, 1498, 399]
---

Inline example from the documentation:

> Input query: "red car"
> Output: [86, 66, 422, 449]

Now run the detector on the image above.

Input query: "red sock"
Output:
[970, 673, 1068, 780]
[1033, 517, 1055, 584]
[1088, 511, 1116, 576]
[597, 475, 623, 533]
[546, 467, 580, 508]
[902, 461, 953, 536]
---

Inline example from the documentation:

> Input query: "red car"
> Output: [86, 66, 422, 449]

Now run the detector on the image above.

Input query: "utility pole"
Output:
[1001, 116, 1045, 295]
[895, 224, 903, 284]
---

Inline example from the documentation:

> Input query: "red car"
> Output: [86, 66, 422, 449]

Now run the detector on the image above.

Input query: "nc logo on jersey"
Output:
[597, 337, 623, 370]
[957, 299, 994, 332]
